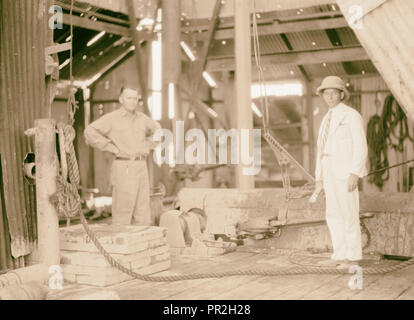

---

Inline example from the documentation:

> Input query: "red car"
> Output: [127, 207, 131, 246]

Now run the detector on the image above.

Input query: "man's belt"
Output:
[116, 154, 147, 161]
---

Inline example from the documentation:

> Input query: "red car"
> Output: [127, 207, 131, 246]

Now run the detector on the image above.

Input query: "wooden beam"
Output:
[45, 42, 72, 55]
[57, 1, 130, 26]
[198, 0, 222, 73]
[126, 0, 150, 116]
[206, 47, 369, 71]
[34, 119, 59, 266]
[191, 0, 222, 96]
[234, 0, 254, 189]
[305, 82, 315, 175]
[182, 10, 345, 33]
[180, 86, 227, 129]
[62, 13, 154, 41]
[194, 17, 349, 41]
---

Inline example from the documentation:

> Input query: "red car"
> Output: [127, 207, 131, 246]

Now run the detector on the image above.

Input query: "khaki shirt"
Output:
[84, 107, 161, 156]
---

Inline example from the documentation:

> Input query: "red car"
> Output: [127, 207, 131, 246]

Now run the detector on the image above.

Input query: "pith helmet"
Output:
[316, 76, 350, 101]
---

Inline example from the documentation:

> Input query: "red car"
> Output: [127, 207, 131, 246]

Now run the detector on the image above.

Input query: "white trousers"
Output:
[322, 165, 362, 261]
[110, 160, 151, 226]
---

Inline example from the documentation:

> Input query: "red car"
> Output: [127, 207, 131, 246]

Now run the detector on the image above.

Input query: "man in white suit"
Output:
[313, 76, 368, 266]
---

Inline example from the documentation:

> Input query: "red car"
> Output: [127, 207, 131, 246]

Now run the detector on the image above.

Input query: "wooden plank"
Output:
[180, 0, 338, 20]
[196, 17, 349, 41]
[349, 267, 414, 300]
[336, 0, 414, 122]
[182, 11, 346, 33]
[164, 253, 263, 299]
[45, 42, 72, 55]
[61, 246, 170, 268]
[306, 82, 315, 174]
[62, 14, 155, 40]
[177, 188, 414, 214]
[56, 1, 130, 26]
[206, 47, 369, 71]
[325, 274, 382, 299]
[266, 274, 341, 300]
[213, 273, 337, 300]
[234, 0, 254, 189]
[108, 251, 257, 299]
[63, 14, 127, 38]
[34, 119, 59, 265]
[106, 257, 214, 299]
[298, 274, 359, 300]
[396, 277, 414, 300]
[196, 0, 222, 74]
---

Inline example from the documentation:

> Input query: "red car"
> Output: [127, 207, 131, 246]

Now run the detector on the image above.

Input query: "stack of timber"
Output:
[60, 224, 171, 286]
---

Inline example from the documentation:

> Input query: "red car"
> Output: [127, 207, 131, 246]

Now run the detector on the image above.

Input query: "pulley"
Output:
[22, 152, 36, 184]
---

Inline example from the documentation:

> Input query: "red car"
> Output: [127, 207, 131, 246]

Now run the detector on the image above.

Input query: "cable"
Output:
[66, 0, 78, 126]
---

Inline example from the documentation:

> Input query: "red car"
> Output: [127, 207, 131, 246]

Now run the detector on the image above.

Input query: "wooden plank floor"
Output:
[102, 248, 414, 300]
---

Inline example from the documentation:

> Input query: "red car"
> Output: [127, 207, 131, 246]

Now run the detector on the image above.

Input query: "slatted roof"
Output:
[54, 1, 378, 83]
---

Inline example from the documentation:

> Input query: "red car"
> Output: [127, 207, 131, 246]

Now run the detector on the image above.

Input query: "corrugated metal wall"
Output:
[0, 0, 53, 271]
[336, 0, 414, 121]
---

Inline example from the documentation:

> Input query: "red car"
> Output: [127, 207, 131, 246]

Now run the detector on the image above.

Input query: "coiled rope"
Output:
[49, 123, 81, 219]
[367, 94, 413, 189]
[367, 115, 389, 189]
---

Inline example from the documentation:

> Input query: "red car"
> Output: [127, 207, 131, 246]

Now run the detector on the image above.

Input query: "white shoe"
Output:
[336, 260, 360, 269]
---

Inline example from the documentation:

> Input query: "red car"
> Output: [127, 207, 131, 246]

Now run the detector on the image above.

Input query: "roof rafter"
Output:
[206, 47, 369, 71]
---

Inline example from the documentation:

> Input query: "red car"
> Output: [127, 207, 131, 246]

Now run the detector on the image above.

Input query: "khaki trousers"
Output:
[110, 159, 151, 225]
[322, 162, 362, 261]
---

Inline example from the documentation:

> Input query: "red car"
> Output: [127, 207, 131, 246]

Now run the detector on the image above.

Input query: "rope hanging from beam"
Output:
[367, 94, 413, 190]
[251, 0, 315, 201]
[67, 0, 78, 126]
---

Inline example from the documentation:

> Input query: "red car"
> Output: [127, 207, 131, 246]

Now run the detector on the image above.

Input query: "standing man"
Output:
[84, 87, 161, 225]
[313, 76, 368, 266]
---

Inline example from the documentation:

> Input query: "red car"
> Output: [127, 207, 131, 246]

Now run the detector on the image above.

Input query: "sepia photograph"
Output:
[0, 0, 413, 308]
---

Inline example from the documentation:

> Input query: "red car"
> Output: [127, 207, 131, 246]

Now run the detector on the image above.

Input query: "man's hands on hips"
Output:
[348, 173, 359, 192]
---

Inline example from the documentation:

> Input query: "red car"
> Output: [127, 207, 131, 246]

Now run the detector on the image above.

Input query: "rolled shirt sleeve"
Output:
[143, 115, 161, 150]
[145, 115, 161, 134]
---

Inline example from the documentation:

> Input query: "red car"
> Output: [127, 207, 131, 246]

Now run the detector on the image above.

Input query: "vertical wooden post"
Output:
[34, 119, 59, 266]
[305, 82, 316, 175]
[126, 0, 150, 116]
[234, 0, 254, 189]
[162, 0, 181, 161]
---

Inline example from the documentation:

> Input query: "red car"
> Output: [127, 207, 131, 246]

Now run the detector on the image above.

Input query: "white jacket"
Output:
[315, 103, 368, 180]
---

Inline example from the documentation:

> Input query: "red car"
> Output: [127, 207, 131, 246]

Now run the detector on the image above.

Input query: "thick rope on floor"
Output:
[78, 210, 414, 282]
